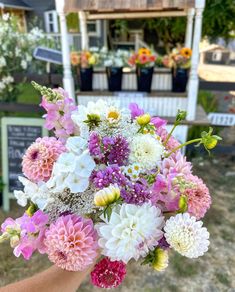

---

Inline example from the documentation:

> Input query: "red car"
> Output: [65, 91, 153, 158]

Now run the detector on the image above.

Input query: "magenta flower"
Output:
[91, 257, 126, 288]
[151, 117, 167, 129]
[44, 214, 98, 271]
[89, 133, 129, 166]
[128, 103, 144, 119]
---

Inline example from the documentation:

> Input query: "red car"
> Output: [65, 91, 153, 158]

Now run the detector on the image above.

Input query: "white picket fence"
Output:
[77, 94, 187, 117]
[92, 69, 172, 91]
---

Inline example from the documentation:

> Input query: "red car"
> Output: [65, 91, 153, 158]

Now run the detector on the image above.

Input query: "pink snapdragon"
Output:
[40, 88, 78, 142]
[1, 210, 49, 260]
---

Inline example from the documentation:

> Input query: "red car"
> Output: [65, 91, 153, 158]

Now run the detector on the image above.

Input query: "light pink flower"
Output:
[156, 127, 180, 151]
[161, 152, 192, 177]
[184, 175, 212, 219]
[40, 88, 78, 142]
[22, 137, 66, 183]
[44, 214, 98, 271]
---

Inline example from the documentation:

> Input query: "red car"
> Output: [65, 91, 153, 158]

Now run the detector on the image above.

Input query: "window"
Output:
[44, 10, 59, 33]
[87, 20, 101, 37]
[212, 50, 222, 62]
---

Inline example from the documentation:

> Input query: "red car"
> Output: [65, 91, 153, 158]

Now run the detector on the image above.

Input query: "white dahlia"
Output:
[164, 213, 210, 258]
[129, 134, 164, 170]
[96, 203, 164, 263]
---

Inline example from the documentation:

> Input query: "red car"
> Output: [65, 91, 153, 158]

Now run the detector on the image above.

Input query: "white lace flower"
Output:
[129, 134, 164, 170]
[164, 213, 210, 258]
[96, 203, 164, 263]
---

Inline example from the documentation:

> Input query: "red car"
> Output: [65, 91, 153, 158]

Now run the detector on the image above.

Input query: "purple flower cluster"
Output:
[89, 133, 129, 166]
[121, 179, 156, 205]
[91, 165, 127, 189]
[40, 88, 78, 143]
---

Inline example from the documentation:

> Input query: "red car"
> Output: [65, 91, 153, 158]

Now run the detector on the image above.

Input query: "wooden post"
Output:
[79, 11, 89, 50]
[187, 0, 205, 121]
[185, 8, 195, 49]
[55, 0, 75, 100]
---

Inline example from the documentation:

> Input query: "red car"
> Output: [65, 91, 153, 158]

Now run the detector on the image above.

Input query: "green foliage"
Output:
[144, 18, 186, 52]
[66, 13, 79, 32]
[188, 91, 220, 143]
[171, 253, 199, 277]
[202, 0, 235, 41]
[0, 176, 4, 192]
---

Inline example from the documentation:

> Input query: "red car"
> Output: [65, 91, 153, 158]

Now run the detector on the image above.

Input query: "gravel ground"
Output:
[0, 156, 235, 292]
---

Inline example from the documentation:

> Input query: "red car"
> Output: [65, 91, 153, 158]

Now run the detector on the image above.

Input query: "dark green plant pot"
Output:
[136, 66, 154, 93]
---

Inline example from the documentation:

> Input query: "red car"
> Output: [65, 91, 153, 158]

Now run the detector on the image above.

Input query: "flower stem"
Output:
[163, 124, 177, 146]
[166, 138, 202, 157]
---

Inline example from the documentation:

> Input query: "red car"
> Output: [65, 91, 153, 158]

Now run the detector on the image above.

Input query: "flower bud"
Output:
[94, 184, 120, 207]
[176, 110, 187, 123]
[26, 203, 38, 217]
[204, 137, 218, 150]
[0, 232, 9, 243]
[152, 248, 169, 272]
[10, 235, 20, 248]
[178, 195, 188, 213]
[137, 114, 151, 126]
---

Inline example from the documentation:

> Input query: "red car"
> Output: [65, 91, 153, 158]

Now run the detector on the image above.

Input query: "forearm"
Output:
[1, 265, 92, 292]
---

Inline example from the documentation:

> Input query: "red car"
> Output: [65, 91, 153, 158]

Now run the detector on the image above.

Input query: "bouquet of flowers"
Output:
[162, 47, 192, 69]
[0, 82, 221, 289]
[70, 50, 99, 68]
[101, 49, 130, 68]
[128, 48, 157, 68]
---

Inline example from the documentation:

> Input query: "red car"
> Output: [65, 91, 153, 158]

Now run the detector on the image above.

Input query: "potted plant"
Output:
[70, 50, 99, 91]
[162, 47, 192, 92]
[128, 48, 156, 93]
[103, 50, 129, 92]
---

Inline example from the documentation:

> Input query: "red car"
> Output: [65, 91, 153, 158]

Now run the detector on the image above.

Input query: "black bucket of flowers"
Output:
[128, 48, 156, 93]
[70, 50, 97, 92]
[172, 67, 189, 92]
[106, 67, 123, 92]
[162, 47, 192, 93]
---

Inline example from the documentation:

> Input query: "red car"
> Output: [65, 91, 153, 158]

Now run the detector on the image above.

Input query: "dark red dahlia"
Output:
[90, 257, 126, 288]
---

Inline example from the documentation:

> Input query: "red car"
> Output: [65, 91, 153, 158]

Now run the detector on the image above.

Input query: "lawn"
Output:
[0, 156, 234, 291]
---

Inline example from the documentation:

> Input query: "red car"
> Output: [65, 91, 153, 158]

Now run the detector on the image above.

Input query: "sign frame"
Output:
[1, 117, 48, 211]
[33, 46, 62, 64]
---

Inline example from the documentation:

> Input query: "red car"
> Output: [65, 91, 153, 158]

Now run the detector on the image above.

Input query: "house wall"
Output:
[23, 0, 55, 30]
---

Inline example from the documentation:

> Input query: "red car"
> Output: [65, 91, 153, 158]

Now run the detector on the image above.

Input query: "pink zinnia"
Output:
[161, 152, 192, 177]
[184, 175, 212, 219]
[22, 137, 66, 183]
[44, 214, 98, 271]
[91, 257, 126, 288]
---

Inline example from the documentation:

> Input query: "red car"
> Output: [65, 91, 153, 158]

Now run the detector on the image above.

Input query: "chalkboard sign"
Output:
[1, 118, 48, 211]
[33, 46, 62, 64]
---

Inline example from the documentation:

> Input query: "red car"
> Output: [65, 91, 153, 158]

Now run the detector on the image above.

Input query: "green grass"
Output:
[17, 83, 41, 104]
[215, 272, 230, 287]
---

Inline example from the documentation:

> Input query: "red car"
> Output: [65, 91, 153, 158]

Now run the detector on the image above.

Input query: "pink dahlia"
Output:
[44, 214, 98, 271]
[161, 152, 192, 177]
[184, 175, 212, 219]
[22, 137, 66, 183]
[91, 257, 126, 288]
